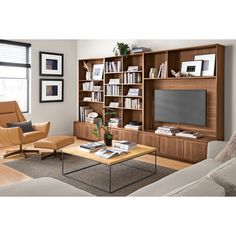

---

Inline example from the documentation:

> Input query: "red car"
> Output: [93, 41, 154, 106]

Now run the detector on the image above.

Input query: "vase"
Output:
[104, 134, 112, 146]
[86, 71, 92, 80]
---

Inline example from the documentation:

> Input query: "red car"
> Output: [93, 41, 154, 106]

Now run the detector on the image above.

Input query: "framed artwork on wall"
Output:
[39, 51, 64, 76]
[39, 79, 64, 103]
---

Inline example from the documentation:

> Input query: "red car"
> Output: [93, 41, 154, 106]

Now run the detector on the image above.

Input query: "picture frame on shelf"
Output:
[39, 79, 64, 103]
[92, 64, 104, 80]
[39, 52, 64, 76]
[181, 60, 203, 77]
[194, 54, 216, 76]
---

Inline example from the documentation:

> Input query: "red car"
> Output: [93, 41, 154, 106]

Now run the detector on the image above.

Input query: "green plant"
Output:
[92, 108, 116, 140]
[113, 42, 130, 56]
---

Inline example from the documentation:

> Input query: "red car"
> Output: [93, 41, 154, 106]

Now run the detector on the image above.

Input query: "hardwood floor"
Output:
[0, 138, 191, 187]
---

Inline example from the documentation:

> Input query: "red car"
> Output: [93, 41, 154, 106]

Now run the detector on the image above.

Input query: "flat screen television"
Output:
[154, 90, 207, 126]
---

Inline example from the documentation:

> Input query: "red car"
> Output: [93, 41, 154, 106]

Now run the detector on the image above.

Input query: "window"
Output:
[0, 40, 31, 112]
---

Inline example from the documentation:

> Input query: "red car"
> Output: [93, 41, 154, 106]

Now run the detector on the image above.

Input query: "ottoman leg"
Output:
[41, 150, 57, 160]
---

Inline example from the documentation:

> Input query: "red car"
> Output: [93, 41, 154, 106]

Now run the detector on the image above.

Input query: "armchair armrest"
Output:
[0, 127, 23, 146]
[207, 140, 228, 159]
[32, 122, 50, 136]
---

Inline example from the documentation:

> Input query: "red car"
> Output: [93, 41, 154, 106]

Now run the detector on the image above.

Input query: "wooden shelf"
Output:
[80, 101, 103, 104]
[77, 43, 224, 163]
[144, 76, 216, 80]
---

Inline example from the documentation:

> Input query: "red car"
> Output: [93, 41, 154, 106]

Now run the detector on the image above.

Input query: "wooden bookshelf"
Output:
[75, 44, 225, 163]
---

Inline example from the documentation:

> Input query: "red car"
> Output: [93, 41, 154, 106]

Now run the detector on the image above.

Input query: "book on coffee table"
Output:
[79, 142, 105, 153]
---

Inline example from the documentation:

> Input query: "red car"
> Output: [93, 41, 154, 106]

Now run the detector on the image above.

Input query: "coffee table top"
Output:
[62, 144, 156, 165]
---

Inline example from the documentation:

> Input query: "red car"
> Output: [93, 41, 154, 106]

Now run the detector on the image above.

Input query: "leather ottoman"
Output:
[34, 135, 75, 160]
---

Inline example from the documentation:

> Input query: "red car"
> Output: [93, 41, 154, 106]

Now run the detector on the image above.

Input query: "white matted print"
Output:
[194, 54, 216, 76]
[181, 60, 203, 76]
[40, 52, 64, 76]
[40, 79, 64, 102]
[92, 64, 104, 80]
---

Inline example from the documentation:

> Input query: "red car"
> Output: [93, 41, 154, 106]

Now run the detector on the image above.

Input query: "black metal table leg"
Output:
[109, 165, 112, 193]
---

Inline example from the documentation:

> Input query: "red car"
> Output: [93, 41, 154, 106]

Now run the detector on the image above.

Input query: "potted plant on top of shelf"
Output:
[92, 108, 117, 146]
[113, 42, 130, 57]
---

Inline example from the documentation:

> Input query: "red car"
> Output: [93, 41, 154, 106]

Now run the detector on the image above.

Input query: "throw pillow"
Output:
[7, 120, 34, 133]
[215, 131, 236, 162]
[207, 157, 236, 196]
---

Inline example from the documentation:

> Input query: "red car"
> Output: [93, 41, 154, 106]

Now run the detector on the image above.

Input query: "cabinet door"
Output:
[120, 130, 138, 143]
[74, 122, 87, 139]
[160, 136, 183, 159]
[138, 132, 159, 150]
[111, 129, 121, 141]
[184, 141, 207, 162]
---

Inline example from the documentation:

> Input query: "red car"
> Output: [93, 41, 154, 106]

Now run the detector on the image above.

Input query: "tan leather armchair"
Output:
[0, 101, 50, 158]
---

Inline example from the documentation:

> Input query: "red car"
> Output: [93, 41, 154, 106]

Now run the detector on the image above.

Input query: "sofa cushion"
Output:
[208, 157, 236, 196]
[130, 159, 221, 196]
[0, 177, 93, 196]
[7, 120, 34, 133]
[215, 131, 236, 162]
[165, 177, 225, 196]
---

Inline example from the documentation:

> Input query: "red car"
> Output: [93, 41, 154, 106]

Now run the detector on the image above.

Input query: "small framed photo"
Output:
[39, 79, 64, 103]
[92, 64, 104, 80]
[181, 60, 203, 76]
[194, 54, 216, 76]
[39, 52, 64, 76]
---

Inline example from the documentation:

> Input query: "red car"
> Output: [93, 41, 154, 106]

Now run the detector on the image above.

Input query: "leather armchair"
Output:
[0, 101, 50, 158]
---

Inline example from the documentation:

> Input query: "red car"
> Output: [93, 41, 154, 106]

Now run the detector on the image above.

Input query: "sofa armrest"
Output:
[207, 141, 228, 159]
[32, 122, 50, 136]
[0, 127, 23, 146]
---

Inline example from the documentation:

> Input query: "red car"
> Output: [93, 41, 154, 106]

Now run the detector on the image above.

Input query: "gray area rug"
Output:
[4, 155, 176, 196]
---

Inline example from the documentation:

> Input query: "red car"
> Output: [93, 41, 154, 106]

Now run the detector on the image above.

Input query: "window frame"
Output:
[0, 40, 31, 113]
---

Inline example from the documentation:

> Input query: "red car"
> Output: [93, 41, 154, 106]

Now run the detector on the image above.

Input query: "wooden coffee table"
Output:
[61, 144, 157, 193]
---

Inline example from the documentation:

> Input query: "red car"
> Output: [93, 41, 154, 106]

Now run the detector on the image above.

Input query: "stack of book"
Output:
[95, 147, 128, 159]
[82, 81, 93, 90]
[105, 61, 122, 72]
[108, 118, 121, 128]
[127, 88, 141, 96]
[155, 126, 180, 136]
[79, 142, 105, 153]
[124, 124, 142, 131]
[91, 91, 102, 101]
[131, 47, 150, 54]
[109, 78, 120, 84]
[113, 140, 137, 151]
[176, 131, 203, 139]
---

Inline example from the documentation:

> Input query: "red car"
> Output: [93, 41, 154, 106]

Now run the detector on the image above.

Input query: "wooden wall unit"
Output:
[75, 44, 225, 163]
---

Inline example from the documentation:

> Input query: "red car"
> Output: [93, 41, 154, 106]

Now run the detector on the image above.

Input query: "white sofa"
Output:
[130, 141, 228, 196]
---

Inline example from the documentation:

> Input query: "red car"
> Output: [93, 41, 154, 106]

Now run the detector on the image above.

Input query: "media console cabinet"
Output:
[74, 44, 224, 163]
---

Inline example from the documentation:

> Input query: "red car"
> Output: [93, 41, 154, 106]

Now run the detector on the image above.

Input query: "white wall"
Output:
[77, 39, 236, 140]
[22, 40, 78, 135]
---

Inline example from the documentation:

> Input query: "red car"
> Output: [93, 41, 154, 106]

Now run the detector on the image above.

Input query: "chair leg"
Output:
[4, 149, 22, 158]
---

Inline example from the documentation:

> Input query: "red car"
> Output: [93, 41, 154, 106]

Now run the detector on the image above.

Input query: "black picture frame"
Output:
[39, 51, 64, 76]
[39, 79, 64, 103]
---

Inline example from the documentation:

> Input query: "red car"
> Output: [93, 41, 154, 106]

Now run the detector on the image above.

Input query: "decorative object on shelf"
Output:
[83, 61, 92, 80]
[194, 54, 216, 76]
[39, 79, 64, 103]
[171, 69, 190, 78]
[39, 52, 63, 76]
[113, 42, 130, 56]
[149, 68, 158, 78]
[92, 64, 104, 80]
[157, 61, 168, 78]
[92, 108, 116, 146]
[181, 60, 203, 77]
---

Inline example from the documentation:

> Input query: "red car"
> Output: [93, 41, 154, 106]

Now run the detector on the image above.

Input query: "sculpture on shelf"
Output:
[171, 69, 192, 78]
[113, 42, 130, 57]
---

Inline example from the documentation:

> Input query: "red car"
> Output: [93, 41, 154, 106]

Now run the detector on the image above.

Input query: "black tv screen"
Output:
[154, 90, 207, 126]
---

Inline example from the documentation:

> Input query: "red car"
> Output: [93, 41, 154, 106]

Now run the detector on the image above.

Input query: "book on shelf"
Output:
[127, 66, 141, 72]
[175, 131, 203, 139]
[108, 117, 121, 128]
[82, 81, 93, 91]
[79, 106, 91, 122]
[131, 47, 150, 53]
[109, 78, 120, 84]
[155, 126, 179, 136]
[113, 140, 137, 151]
[106, 84, 121, 96]
[93, 85, 101, 91]
[83, 97, 92, 102]
[106, 61, 122, 73]
[95, 147, 128, 159]
[149, 68, 158, 78]
[79, 142, 105, 153]
[124, 98, 141, 109]
[124, 124, 141, 131]
[127, 88, 141, 96]
[157, 61, 168, 78]
[123, 72, 142, 84]
[91, 91, 102, 101]
[108, 102, 119, 108]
